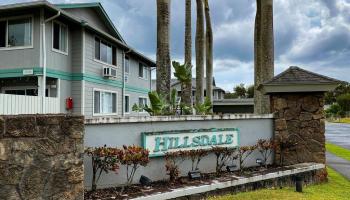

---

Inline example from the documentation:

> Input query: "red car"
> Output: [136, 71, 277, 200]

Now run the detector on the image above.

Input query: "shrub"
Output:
[212, 147, 238, 174]
[336, 93, 350, 114]
[194, 97, 212, 115]
[117, 145, 150, 186]
[325, 103, 342, 118]
[257, 139, 276, 168]
[85, 145, 120, 191]
[185, 149, 209, 171]
[238, 145, 257, 172]
[164, 151, 187, 182]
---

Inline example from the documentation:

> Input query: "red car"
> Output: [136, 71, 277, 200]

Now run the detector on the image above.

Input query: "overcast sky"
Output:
[2, 0, 350, 91]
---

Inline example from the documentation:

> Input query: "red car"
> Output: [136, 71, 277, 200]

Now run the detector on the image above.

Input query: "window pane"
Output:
[112, 46, 117, 66]
[112, 93, 117, 113]
[125, 96, 129, 113]
[139, 63, 143, 77]
[8, 18, 31, 47]
[53, 22, 60, 50]
[143, 67, 148, 79]
[60, 25, 67, 52]
[94, 38, 100, 59]
[5, 90, 25, 95]
[125, 57, 129, 73]
[0, 21, 6, 47]
[94, 91, 100, 114]
[107, 45, 112, 64]
[100, 41, 108, 63]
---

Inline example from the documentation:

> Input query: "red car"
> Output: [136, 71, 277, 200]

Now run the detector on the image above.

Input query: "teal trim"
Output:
[55, 3, 100, 9]
[142, 128, 240, 158]
[0, 67, 149, 94]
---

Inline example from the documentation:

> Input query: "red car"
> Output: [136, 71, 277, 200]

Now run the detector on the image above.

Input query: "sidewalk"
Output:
[326, 152, 350, 180]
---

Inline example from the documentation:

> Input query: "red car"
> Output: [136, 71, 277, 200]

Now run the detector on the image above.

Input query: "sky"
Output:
[1, 0, 350, 91]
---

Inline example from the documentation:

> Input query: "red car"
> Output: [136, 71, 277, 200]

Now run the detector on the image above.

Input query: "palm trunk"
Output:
[156, 0, 171, 101]
[183, 0, 192, 109]
[204, 0, 213, 106]
[195, 0, 205, 104]
[254, 0, 274, 114]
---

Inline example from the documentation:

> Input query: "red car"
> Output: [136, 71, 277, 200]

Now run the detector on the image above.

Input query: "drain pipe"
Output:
[41, 11, 61, 113]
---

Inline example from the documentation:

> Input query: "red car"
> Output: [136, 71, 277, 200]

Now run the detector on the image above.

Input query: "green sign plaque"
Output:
[141, 128, 240, 157]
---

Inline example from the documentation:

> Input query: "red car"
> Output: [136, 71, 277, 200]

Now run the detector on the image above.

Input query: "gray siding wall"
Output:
[84, 116, 274, 188]
[0, 9, 41, 68]
[58, 79, 72, 113]
[125, 55, 151, 89]
[124, 91, 149, 117]
[62, 8, 113, 35]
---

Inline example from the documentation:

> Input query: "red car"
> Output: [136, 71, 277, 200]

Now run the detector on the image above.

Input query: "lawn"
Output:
[326, 142, 350, 161]
[330, 118, 350, 124]
[210, 168, 350, 200]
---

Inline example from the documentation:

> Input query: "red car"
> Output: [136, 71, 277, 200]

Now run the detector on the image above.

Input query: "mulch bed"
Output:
[84, 165, 294, 200]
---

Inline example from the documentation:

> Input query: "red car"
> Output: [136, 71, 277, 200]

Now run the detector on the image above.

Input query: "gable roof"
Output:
[260, 66, 341, 94]
[55, 2, 125, 43]
[263, 66, 340, 85]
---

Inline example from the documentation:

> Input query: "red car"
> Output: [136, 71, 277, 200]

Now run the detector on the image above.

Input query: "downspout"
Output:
[41, 11, 61, 113]
[122, 49, 132, 117]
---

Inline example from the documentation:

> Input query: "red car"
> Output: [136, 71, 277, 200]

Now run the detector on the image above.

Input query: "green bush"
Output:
[336, 93, 350, 113]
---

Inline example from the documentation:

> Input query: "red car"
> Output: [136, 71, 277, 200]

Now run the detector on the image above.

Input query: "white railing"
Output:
[0, 93, 60, 115]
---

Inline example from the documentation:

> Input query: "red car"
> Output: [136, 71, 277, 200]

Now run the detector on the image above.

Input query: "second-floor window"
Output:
[125, 56, 130, 74]
[0, 16, 32, 48]
[52, 21, 68, 54]
[139, 63, 148, 79]
[95, 37, 117, 66]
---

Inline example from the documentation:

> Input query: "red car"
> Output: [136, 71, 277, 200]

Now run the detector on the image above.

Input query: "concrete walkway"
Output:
[326, 152, 350, 180]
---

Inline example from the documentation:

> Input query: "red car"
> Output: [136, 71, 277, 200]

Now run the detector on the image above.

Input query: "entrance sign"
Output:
[142, 128, 240, 157]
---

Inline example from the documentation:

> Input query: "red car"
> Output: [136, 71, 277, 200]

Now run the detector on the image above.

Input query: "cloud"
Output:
[1, 0, 349, 92]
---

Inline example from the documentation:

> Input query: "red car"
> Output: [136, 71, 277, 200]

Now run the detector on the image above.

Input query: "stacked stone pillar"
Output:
[271, 93, 326, 166]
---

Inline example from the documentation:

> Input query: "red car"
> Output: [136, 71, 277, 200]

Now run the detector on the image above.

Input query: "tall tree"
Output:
[254, 0, 274, 114]
[195, 0, 205, 104]
[204, 0, 213, 104]
[182, 0, 192, 108]
[156, 0, 171, 101]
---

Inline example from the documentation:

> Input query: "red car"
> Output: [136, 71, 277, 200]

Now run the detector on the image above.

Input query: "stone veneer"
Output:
[0, 115, 84, 200]
[271, 93, 326, 166]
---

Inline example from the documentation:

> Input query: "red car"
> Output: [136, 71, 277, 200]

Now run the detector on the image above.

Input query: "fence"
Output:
[0, 93, 60, 115]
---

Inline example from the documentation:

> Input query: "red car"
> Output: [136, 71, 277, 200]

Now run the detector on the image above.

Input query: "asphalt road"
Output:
[325, 122, 350, 180]
[326, 122, 350, 150]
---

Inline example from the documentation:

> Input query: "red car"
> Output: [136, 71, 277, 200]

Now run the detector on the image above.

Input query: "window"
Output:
[139, 63, 148, 79]
[125, 56, 130, 74]
[53, 21, 68, 53]
[4, 88, 38, 96]
[0, 17, 32, 48]
[138, 97, 147, 111]
[94, 37, 117, 66]
[93, 90, 117, 115]
[124, 95, 130, 113]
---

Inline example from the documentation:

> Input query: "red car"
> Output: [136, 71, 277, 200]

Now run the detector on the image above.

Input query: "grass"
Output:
[326, 142, 350, 162]
[210, 168, 350, 200]
[329, 118, 350, 124]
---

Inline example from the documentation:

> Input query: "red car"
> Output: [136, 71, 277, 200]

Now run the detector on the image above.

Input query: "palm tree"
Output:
[254, 0, 274, 114]
[204, 0, 213, 104]
[195, 0, 205, 104]
[156, 0, 171, 101]
[183, 0, 192, 109]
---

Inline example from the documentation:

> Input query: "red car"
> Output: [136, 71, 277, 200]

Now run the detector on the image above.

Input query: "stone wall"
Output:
[271, 93, 325, 165]
[0, 115, 84, 200]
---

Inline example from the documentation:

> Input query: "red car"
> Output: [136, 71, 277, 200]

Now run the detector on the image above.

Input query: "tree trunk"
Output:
[156, 0, 171, 101]
[195, 0, 205, 104]
[183, 0, 192, 109]
[204, 0, 213, 106]
[254, 0, 274, 114]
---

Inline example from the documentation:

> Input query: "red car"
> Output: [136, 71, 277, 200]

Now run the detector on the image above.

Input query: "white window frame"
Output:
[93, 36, 117, 67]
[51, 20, 68, 55]
[138, 96, 148, 113]
[138, 63, 148, 80]
[0, 15, 34, 51]
[92, 88, 118, 116]
[124, 94, 130, 114]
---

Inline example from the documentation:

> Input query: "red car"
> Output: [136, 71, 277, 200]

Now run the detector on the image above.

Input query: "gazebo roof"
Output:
[260, 66, 342, 94]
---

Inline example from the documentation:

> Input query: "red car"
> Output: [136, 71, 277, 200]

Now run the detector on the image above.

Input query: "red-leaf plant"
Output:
[212, 147, 238, 175]
[257, 139, 276, 168]
[164, 151, 187, 183]
[117, 145, 150, 186]
[238, 145, 257, 172]
[85, 145, 120, 191]
[185, 149, 210, 171]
